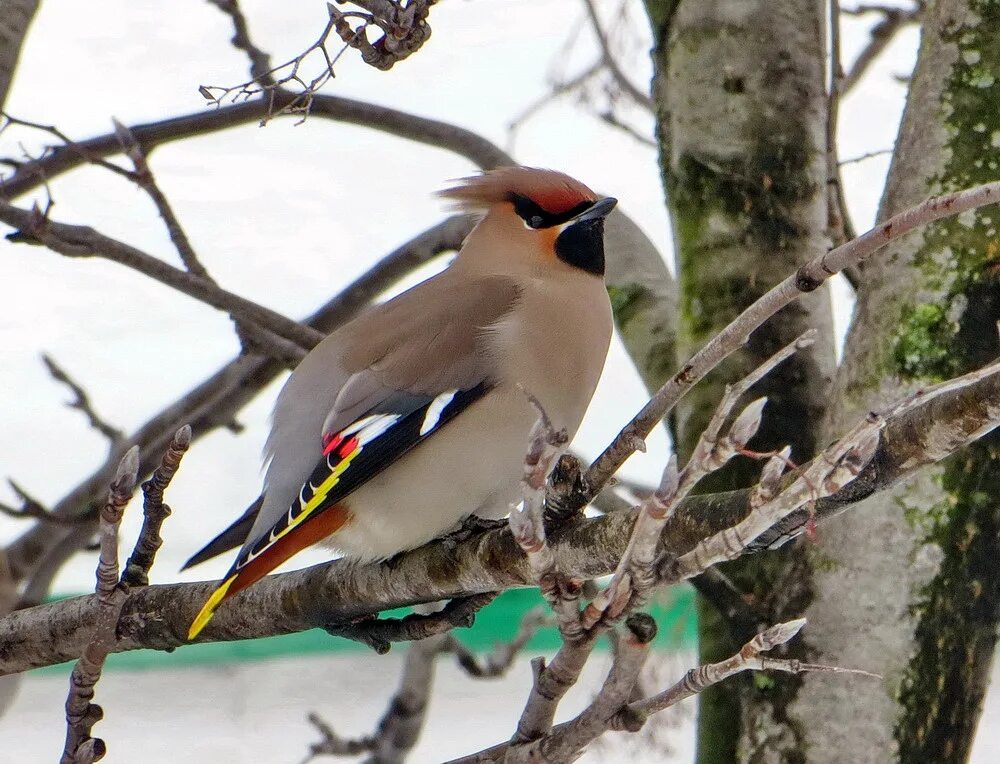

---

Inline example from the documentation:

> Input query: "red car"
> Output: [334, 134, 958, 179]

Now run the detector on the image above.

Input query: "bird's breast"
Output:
[486, 274, 613, 432]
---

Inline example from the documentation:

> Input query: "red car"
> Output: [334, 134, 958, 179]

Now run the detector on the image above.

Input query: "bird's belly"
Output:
[324, 389, 538, 561]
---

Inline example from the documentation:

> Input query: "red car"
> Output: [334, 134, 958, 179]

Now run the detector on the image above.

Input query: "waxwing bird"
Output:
[187, 167, 616, 639]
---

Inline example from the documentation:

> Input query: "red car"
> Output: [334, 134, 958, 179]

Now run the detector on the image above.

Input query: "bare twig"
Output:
[447, 607, 549, 679]
[595, 109, 656, 147]
[201, 1, 437, 124]
[4, 114, 304, 364]
[841, 4, 921, 93]
[506, 61, 603, 147]
[458, 615, 657, 764]
[0, 197, 325, 352]
[0, 112, 136, 184]
[304, 712, 375, 759]
[306, 627, 449, 763]
[206, 0, 274, 84]
[199, 6, 347, 125]
[667, 412, 886, 582]
[580, 0, 652, 111]
[620, 618, 878, 721]
[324, 593, 497, 655]
[584, 179, 1000, 498]
[42, 354, 125, 448]
[505, 404, 603, 760]
[453, 617, 876, 763]
[587, 332, 814, 627]
[1, 95, 511, 201]
[111, 119, 205, 277]
[110, 119, 303, 362]
[840, 148, 893, 166]
[0, 479, 87, 525]
[509, 635, 600, 748]
[120, 425, 191, 588]
[60, 447, 139, 764]
[527, 614, 656, 762]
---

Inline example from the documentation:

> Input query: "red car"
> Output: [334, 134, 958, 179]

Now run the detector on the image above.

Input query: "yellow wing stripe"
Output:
[187, 574, 236, 639]
[185, 446, 363, 641]
[256, 447, 361, 557]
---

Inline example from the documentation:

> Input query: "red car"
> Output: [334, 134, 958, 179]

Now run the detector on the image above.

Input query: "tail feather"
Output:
[181, 496, 263, 571]
[186, 504, 350, 640]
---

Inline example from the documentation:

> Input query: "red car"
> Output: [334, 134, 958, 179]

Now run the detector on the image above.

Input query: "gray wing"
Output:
[246, 272, 521, 552]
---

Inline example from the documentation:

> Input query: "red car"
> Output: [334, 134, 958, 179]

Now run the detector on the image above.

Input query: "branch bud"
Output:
[729, 397, 768, 447]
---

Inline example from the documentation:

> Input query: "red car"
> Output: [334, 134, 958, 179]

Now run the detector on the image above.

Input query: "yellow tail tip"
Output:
[187, 576, 236, 640]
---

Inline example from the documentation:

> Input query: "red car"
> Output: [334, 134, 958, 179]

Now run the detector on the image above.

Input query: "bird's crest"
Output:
[439, 166, 597, 214]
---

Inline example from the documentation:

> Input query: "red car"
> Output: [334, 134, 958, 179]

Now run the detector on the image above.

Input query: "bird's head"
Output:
[439, 166, 617, 277]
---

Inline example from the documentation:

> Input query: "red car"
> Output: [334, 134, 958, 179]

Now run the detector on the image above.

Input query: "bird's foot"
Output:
[440, 514, 508, 550]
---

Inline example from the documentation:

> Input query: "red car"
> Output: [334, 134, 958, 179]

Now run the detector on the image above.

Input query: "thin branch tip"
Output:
[174, 424, 193, 447]
[114, 446, 140, 488]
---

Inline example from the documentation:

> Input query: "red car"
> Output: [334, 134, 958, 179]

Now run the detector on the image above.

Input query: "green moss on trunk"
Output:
[645, 2, 831, 761]
[891, 3, 1000, 760]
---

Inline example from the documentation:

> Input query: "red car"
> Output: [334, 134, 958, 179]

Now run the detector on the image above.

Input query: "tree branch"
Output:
[841, 4, 921, 94]
[0, 198, 325, 352]
[580, 0, 653, 111]
[120, 425, 190, 589]
[584, 179, 1000, 497]
[3, 361, 999, 675]
[306, 618, 449, 762]
[324, 593, 496, 655]
[41, 354, 125, 449]
[445, 607, 548, 679]
[454, 617, 876, 763]
[60, 448, 139, 764]
[0, 93, 511, 201]
[206, 0, 274, 85]
[827, 0, 858, 290]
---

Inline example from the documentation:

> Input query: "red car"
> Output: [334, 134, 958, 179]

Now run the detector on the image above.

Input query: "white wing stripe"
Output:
[420, 391, 457, 436]
[357, 414, 401, 444]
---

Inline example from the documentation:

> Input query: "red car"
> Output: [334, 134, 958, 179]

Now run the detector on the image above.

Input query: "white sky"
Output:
[0, 1, 917, 590]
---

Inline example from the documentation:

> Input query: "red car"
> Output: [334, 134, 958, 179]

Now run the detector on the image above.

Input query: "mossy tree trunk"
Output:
[788, 2, 1000, 761]
[643, 2, 835, 761]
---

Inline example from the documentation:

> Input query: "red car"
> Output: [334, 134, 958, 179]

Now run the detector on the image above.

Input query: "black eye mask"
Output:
[509, 193, 595, 229]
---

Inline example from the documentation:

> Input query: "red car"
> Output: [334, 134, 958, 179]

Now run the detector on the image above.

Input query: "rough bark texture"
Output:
[645, 2, 834, 761]
[790, 2, 1000, 762]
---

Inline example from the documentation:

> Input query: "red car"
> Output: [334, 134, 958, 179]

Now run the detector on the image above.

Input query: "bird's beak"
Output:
[571, 196, 618, 224]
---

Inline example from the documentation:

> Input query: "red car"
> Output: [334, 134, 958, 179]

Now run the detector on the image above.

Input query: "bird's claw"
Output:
[440, 514, 508, 550]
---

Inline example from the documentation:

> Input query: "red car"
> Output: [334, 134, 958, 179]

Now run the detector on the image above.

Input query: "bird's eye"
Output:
[511, 193, 553, 229]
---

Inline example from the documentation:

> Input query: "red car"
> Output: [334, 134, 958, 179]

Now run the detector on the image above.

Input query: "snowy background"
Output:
[1, 1, 997, 761]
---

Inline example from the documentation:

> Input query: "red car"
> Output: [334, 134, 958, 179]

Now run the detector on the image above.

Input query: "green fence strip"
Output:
[33, 585, 696, 675]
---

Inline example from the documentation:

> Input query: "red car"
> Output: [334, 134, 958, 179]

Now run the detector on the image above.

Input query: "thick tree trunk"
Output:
[604, 209, 678, 393]
[0, 0, 39, 111]
[790, 2, 1000, 762]
[644, 1, 835, 761]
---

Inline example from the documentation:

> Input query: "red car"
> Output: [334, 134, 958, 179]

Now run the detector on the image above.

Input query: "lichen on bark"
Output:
[890, 3, 1000, 760]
